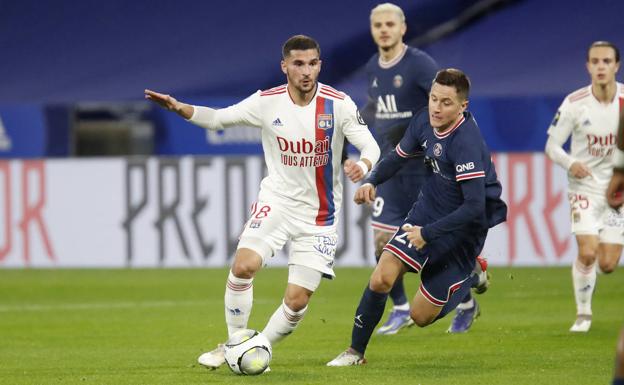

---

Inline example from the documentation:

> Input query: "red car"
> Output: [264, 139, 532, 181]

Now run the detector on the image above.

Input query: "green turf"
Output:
[0, 267, 621, 384]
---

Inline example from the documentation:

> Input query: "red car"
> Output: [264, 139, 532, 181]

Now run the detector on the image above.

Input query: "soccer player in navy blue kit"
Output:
[362, 2, 437, 335]
[360, 3, 485, 335]
[328, 68, 507, 366]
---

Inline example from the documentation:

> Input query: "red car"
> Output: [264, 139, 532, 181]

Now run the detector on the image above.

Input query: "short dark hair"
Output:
[433, 68, 470, 101]
[587, 41, 620, 63]
[282, 35, 321, 59]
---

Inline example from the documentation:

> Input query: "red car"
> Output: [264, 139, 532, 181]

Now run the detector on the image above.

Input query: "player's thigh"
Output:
[369, 251, 409, 292]
[284, 265, 321, 311]
[373, 229, 393, 258]
[598, 207, 624, 272]
[237, 201, 289, 266]
[289, 226, 338, 279]
[417, 260, 472, 316]
[410, 290, 443, 327]
[569, 191, 602, 237]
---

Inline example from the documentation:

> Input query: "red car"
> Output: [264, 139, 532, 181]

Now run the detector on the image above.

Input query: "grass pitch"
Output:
[0, 267, 621, 385]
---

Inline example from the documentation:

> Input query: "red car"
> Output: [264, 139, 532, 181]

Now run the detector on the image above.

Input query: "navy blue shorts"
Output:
[371, 174, 425, 233]
[383, 219, 487, 306]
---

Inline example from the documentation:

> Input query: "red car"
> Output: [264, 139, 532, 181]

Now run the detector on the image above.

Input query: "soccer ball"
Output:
[224, 329, 272, 375]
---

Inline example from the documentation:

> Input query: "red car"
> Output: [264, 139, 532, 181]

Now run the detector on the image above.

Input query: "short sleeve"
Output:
[213, 91, 263, 129]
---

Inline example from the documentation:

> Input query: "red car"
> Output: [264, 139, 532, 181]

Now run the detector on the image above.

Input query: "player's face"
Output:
[370, 11, 406, 50]
[281, 49, 321, 94]
[586, 46, 619, 87]
[428, 83, 468, 131]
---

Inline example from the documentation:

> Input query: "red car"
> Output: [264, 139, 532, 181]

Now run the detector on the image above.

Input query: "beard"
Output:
[286, 70, 317, 94]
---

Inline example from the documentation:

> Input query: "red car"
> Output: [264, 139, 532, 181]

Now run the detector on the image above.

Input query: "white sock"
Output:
[262, 301, 307, 345]
[572, 259, 596, 316]
[224, 270, 254, 337]
[457, 298, 475, 310]
[393, 302, 410, 311]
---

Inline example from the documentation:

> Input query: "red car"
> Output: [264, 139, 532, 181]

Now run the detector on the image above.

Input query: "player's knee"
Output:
[410, 310, 434, 328]
[230, 259, 259, 279]
[369, 272, 393, 293]
[283, 292, 310, 312]
[599, 260, 617, 274]
[577, 248, 597, 264]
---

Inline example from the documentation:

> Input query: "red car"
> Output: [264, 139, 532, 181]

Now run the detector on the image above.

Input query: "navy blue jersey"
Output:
[368, 109, 507, 243]
[365, 45, 437, 176]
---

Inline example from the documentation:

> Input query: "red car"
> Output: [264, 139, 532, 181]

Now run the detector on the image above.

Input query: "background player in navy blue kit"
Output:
[362, 2, 437, 335]
[327, 68, 507, 366]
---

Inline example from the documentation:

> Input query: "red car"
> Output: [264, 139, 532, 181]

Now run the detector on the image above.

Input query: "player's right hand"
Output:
[607, 169, 624, 209]
[144, 89, 179, 111]
[354, 183, 375, 205]
[569, 161, 592, 179]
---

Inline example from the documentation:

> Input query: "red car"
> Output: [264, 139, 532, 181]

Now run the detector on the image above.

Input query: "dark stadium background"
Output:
[1, 0, 622, 157]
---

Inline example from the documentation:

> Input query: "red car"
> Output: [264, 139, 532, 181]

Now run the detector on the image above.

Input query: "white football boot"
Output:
[569, 314, 592, 332]
[326, 348, 366, 366]
[198, 344, 225, 369]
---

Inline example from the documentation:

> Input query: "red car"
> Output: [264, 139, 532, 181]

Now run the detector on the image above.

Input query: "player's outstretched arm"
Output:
[144, 89, 194, 119]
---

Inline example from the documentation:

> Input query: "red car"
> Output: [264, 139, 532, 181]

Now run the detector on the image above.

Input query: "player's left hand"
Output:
[343, 159, 365, 183]
[607, 168, 624, 209]
[402, 224, 426, 250]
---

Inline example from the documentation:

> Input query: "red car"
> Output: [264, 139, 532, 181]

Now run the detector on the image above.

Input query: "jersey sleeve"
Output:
[546, 97, 576, 144]
[340, 96, 380, 166]
[395, 112, 425, 158]
[211, 91, 263, 129]
[451, 127, 487, 182]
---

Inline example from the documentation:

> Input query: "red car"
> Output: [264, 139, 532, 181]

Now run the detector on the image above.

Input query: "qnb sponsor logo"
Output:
[456, 162, 475, 173]
[277, 136, 331, 168]
[586, 133, 616, 157]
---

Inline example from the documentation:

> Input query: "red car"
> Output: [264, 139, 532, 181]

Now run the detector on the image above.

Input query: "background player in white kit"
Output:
[145, 35, 380, 368]
[545, 41, 623, 333]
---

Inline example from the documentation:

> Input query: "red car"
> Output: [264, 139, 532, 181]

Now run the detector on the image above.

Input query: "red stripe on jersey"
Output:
[384, 244, 423, 272]
[320, 85, 345, 99]
[419, 284, 445, 306]
[319, 90, 345, 100]
[434, 115, 465, 139]
[456, 171, 486, 181]
[261, 90, 286, 97]
[314, 97, 330, 225]
[395, 144, 411, 158]
[261, 85, 287, 95]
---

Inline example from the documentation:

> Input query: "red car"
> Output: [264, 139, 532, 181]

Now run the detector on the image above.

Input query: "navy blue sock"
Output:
[436, 274, 478, 320]
[350, 285, 388, 355]
[389, 275, 408, 306]
[459, 291, 473, 305]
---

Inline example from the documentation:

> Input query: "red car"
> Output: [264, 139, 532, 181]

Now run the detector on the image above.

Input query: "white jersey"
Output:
[193, 82, 379, 226]
[547, 82, 624, 194]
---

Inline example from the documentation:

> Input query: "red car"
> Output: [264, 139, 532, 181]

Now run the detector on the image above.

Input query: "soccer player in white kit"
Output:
[545, 41, 623, 333]
[145, 35, 380, 368]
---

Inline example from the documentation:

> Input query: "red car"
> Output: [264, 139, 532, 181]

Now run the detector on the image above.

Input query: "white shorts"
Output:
[236, 200, 338, 278]
[568, 189, 624, 244]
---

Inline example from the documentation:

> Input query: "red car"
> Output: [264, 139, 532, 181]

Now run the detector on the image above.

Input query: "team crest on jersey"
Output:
[433, 143, 443, 157]
[317, 114, 333, 130]
[393, 75, 403, 88]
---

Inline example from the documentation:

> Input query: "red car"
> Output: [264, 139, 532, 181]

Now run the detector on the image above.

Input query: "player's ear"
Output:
[281, 60, 287, 75]
[401, 22, 407, 37]
[461, 99, 469, 112]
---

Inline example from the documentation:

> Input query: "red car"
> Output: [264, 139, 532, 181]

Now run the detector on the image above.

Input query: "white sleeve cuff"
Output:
[356, 160, 369, 175]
